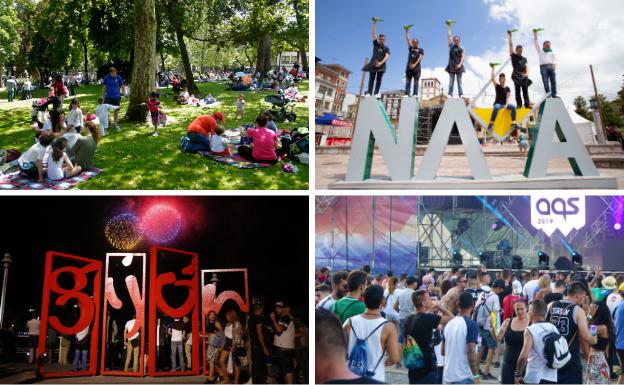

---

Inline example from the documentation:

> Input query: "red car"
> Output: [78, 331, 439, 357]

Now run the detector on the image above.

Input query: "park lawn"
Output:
[0, 81, 309, 190]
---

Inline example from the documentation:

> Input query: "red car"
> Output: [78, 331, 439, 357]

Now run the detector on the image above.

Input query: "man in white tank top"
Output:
[515, 299, 557, 384]
[343, 284, 400, 383]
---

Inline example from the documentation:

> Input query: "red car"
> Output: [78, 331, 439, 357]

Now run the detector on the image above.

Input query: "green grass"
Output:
[0, 81, 309, 190]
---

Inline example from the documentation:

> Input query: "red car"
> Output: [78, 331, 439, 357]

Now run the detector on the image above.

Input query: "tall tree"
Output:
[289, 0, 308, 72]
[165, 0, 199, 95]
[126, 0, 157, 121]
[0, 0, 21, 75]
[573, 96, 590, 120]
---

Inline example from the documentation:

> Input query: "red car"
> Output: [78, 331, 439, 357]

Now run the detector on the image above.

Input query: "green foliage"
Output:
[590, 94, 623, 129]
[0, 0, 23, 72]
[573, 96, 591, 120]
[89, 0, 135, 61]
[0, 81, 309, 189]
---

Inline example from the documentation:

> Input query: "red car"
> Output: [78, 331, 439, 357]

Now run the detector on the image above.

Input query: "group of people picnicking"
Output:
[363, 18, 559, 145]
[316, 264, 624, 384]
[24, 300, 307, 384]
[15, 66, 126, 182]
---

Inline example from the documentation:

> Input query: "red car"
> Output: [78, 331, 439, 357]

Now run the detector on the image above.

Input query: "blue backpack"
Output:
[347, 318, 390, 377]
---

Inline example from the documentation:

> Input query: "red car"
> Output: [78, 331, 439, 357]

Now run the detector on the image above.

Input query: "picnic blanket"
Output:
[0, 168, 102, 190]
[199, 150, 277, 169]
[199, 101, 222, 109]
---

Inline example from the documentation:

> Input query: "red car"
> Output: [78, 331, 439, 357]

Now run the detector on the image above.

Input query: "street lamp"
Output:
[0, 253, 13, 329]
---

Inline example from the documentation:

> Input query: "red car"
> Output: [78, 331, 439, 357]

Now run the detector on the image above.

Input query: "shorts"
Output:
[28, 335, 39, 348]
[277, 348, 295, 373]
[223, 337, 232, 351]
[104, 96, 121, 106]
[480, 328, 497, 349]
[18, 161, 37, 177]
[150, 111, 159, 126]
[398, 318, 406, 344]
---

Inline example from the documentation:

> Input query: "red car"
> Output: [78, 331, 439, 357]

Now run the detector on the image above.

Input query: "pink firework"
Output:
[140, 204, 183, 243]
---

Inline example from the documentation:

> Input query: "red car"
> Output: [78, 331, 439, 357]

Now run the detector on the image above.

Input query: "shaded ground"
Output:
[0, 81, 309, 190]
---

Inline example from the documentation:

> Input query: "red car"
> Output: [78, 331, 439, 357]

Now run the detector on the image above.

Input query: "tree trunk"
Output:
[298, 44, 308, 73]
[169, 7, 199, 96]
[256, 34, 272, 75]
[81, 34, 89, 84]
[126, 0, 157, 122]
[160, 51, 166, 72]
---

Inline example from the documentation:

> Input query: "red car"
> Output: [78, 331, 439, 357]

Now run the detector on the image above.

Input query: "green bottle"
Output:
[404, 24, 414, 31]
[445, 19, 456, 26]
[507, 28, 518, 33]
[372, 17, 384, 23]
[489, 62, 501, 68]
[533, 28, 544, 33]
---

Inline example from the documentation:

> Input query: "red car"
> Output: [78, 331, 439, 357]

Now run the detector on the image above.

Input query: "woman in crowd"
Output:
[218, 309, 242, 384]
[585, 301, 614, 384]
[383, 276, 399, 329]
[238, 114, 281, 164]
[498, 299, 529, 384]
[534, 275, 552, 301]
[205, 311, 223, 384]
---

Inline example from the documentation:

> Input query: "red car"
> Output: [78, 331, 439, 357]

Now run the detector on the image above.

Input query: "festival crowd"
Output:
[316, 264, 624, 384]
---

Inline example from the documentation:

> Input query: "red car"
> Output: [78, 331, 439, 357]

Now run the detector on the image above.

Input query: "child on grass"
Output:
[235, 94, 245, 119]
[66, 98, 84, 133]
[46, 137, 82, 181]
[18, 132, 54, 182]
[209, 125, 231, 156]
[95, 97, 120, 136]
[148, 92, 161, 137]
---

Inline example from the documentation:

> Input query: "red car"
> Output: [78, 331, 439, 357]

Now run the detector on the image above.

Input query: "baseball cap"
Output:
[274, 301, 285, 308]
[512, 280, 522, 295]
[214, 111, 225, 122]
[619, 282, 624, 292]
[603, 276, 617, 290]
[492, 279, 505, 289]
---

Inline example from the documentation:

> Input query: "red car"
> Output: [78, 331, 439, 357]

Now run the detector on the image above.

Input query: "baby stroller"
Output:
[264, 94, 296, 123]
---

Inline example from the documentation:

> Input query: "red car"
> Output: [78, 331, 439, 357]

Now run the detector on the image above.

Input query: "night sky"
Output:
[0, 196, 308, 331]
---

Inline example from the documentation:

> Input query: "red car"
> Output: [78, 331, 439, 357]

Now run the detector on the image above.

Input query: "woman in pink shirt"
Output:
[237, 114, 281, 164]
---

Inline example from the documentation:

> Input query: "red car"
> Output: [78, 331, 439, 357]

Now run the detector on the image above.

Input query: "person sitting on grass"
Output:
[209, 125, 231, 156]
[46, 137, 82, 181]
[95, 97, 119, 137]
[18, 132, 54, 182]
[284, 83, 306, 102]
[148, 92, 162, 137]
[67, 114, 100, 170]
[237, 114, 281, 164]
[187, 111, 225, 151]
[177, 86, 190, 104]
[36, 107, 66, 137]
[487, 67, 518, 134]
[264, 112, 278, 133]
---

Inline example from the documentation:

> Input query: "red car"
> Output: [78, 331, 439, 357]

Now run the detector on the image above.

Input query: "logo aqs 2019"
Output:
[531, 195, 586, 236]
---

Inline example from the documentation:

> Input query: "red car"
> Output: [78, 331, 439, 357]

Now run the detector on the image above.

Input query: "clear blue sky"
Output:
[316, 0, 512, 94]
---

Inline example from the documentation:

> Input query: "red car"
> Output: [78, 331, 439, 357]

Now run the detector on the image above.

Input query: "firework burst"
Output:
[104, 213, 143, 250]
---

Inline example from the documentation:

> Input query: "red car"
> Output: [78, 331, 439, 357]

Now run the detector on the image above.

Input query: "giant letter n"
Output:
[345, 96, 418, 181]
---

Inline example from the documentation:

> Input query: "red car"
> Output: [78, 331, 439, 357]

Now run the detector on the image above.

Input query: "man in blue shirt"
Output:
[102, 66, 124, 130]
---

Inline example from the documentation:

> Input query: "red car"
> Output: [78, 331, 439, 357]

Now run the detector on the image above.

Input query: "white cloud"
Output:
[466, 0, 624, 106]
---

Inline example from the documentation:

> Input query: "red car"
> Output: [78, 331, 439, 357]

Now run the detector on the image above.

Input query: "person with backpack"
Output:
[585, 301, 615, 384]
[403, 289, 454, 384]
[395, 276, 418, 352]
[343, 285, 400, 383]
[331, 270, 367, 324]
[514, 299, 559, 384]
[442, 292, 481, 384]
[315, 308, 384, 384]
[546, 281, 598, 384]
[475, 272, 502, 381]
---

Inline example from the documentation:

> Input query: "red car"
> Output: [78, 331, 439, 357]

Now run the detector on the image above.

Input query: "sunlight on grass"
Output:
[0, 81, 310, 190]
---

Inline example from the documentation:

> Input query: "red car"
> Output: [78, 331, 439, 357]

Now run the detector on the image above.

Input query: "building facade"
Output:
[315, 59, 352, 116]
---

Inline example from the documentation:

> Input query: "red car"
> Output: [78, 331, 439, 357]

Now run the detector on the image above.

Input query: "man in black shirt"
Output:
[315, 308, 384, 384]
[404, 26, 424, 98]
[404, 289, 454, 384]
[487, 66, 518, 133]
[445, 23, 465, 97]
[249, 302, 269, 384]
[508, 30, 531, 108]
[363, 18, 390, 98]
